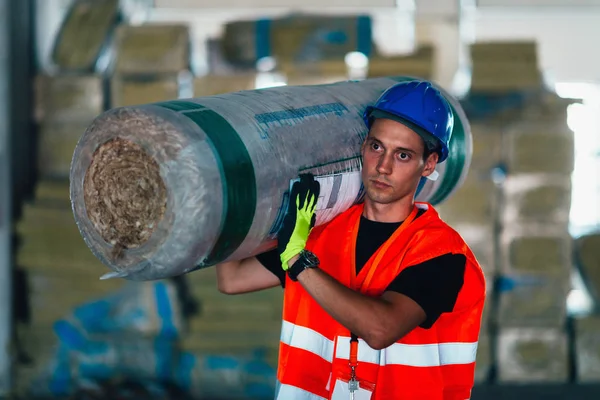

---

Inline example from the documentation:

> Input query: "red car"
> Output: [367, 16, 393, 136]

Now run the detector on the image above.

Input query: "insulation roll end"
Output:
[82, 137, 168, 260]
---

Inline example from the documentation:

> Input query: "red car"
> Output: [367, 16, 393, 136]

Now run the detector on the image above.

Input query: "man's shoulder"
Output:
[414, 203, 464, 240]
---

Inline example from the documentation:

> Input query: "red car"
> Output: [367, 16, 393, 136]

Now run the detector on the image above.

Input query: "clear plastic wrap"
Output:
[70, 76, 472, 281]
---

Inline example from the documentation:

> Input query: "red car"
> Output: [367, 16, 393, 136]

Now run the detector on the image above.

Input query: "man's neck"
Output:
[362, 197, 414, 223]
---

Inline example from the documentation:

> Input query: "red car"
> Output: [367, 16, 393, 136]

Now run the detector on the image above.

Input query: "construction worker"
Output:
[215, 79, 486, 400]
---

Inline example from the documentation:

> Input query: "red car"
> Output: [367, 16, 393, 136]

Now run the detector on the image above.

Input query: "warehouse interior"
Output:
[1, 0, 600, 398]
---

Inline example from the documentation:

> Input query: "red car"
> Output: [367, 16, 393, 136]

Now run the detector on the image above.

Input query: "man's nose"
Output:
[376, 153, 393, 175]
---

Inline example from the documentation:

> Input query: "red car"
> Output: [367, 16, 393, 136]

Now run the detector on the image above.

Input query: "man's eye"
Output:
[398, 152, 410, 160]
[371, 143, 380, 151]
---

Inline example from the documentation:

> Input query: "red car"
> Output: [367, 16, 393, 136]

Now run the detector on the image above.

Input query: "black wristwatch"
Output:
[288, 250, 320, 281]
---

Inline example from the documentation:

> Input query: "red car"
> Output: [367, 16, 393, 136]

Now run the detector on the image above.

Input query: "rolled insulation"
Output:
[69, 76, 472, 281]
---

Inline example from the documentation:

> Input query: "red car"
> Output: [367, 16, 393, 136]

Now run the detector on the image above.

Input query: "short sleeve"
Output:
[385, 253, 466, 328]
[256, 249, 286, 288]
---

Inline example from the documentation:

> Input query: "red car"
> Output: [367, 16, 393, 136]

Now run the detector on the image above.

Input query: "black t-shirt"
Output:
[256, 210, 466, 329]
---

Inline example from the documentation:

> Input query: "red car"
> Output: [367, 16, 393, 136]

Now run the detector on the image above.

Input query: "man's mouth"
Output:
[371, 179, 391, 188]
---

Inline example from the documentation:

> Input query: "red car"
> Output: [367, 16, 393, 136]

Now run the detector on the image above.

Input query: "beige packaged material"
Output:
[470, 41, 538, 64]
[222, 15, 372, 66]
[367, 46, 434, 80]
[280, 60, 349, 79]
[502, 174, 572, 224]
[503, 124, 574, 174]
[110, 75, 180, 107]
[500, 224, 573, 276]
[194, 74, 256, 97]
[469, 123, 505, 171]
[435, 174, 499, 227]
[113, 24, 190, 74]
[51, 0, 120, 71]
[574, 315, 600, 382]
[496, 327, 569, 383]
[474, 332, 491, 383]
[27, 285, 116, 327]
[451, 224, 496, 280]
[16, 204, 107, 275]
[34, 180, 71, 204]
[495, 273, 570, 328]
[34, 74, 104, 123]
[470, 65, 543, 92]
[37, 122, 88, 180]
[575, 233, 600, 303]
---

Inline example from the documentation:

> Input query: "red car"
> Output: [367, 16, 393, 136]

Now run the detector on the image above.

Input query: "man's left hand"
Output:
[278, 174, 320, 271]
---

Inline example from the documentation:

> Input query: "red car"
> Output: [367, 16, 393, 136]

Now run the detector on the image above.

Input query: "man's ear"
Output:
[421, 152, 439, 178]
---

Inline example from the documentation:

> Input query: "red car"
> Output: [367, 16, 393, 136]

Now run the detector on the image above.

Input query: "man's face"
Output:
[361, 118, 438, 205]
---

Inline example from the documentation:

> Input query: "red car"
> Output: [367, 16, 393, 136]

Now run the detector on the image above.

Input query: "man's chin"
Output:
[365, 190, 397, 205]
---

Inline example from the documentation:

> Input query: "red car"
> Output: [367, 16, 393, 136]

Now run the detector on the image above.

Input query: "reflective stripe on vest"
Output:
[281, 321, 478, 367]
[276, 382, 328, 400]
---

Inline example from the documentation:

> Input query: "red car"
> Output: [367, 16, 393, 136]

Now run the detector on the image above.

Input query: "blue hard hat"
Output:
[363, 80, 454, 163]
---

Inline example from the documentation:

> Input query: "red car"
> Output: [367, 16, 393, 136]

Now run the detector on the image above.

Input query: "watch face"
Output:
[302, 250, 320, 266]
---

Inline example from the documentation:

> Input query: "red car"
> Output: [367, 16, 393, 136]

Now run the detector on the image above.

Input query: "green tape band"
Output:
[156, 100, 257, 266]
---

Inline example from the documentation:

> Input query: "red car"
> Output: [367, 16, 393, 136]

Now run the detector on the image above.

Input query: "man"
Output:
[215, 79, 486, 400]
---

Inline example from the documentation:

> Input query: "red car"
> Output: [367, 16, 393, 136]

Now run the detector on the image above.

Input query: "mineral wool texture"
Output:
[496, 327, 569, 383]
[574, 315, 600, 382]
[83, 137, 168, 261]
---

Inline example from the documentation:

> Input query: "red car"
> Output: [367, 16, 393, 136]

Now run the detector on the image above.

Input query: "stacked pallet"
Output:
[109, 24, 190, 107]
[573, 233, 600, 382]
[14, 180, 126, 395]
[435, 135, 501, 383]
[35, 74, 104, 180]
[494, 91, 575, 383]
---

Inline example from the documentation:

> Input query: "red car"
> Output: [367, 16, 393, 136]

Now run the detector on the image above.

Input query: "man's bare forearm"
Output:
[296, 268, 406, 349]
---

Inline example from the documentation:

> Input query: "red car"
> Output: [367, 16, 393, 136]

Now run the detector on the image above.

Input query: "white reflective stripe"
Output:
[335, 336, 478, 367]
[335, 336, 381, 364]
[280, 320, 335, 363]
[276, 382, 327, 400]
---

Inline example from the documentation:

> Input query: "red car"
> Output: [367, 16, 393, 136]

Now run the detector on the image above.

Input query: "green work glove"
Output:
[278, 174, 320, 271]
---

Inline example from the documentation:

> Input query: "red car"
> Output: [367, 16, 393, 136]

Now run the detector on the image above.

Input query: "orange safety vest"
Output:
[275, 202, 486, 400]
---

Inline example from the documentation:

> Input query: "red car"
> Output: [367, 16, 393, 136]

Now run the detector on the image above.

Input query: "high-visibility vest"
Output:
[275, 202, 486, 400]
